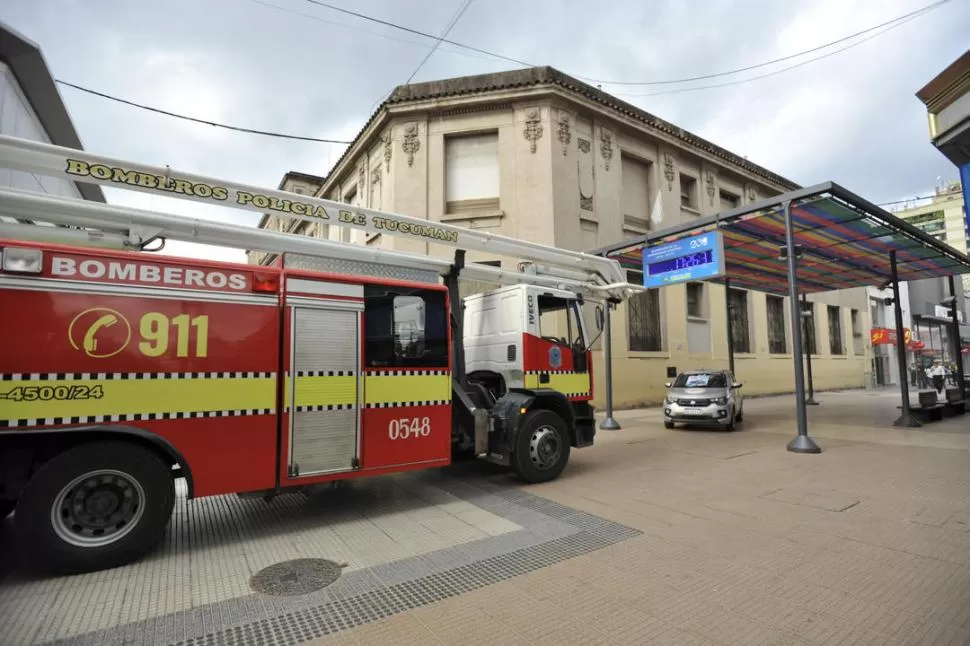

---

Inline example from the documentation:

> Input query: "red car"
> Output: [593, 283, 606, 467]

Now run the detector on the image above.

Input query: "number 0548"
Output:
[388, 417, 431, 440]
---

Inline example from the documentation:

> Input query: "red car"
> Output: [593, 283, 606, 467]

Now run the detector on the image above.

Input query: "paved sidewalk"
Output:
[1, 389, 969, 645]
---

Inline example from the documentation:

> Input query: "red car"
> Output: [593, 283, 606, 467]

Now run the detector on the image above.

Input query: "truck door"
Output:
[284, 279, 363, 477]
[529, 295, 592, 400]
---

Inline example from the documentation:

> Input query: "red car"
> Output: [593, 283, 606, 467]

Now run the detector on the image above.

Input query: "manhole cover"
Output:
[250, 558, 343, 596]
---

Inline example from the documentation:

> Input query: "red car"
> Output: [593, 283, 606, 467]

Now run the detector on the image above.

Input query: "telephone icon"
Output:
[68, 307, 131, 358]
[84, 314, 118, 353]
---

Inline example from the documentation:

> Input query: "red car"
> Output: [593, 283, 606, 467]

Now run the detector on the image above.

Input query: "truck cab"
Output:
[463, 284, 595, 403]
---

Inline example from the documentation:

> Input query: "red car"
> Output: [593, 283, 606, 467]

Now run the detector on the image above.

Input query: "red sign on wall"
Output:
[871, 327, 911, 345]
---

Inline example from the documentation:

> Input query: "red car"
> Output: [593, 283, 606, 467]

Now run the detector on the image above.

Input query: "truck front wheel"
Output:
[512, 410, 571, 483]
[16, 441, 175, 574]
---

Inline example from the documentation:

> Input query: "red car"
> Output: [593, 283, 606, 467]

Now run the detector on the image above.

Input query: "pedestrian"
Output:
[909, 361, 918, 387]
[927, 360, 947, 394]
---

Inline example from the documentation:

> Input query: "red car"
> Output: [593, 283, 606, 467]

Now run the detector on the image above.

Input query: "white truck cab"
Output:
[463, 284, 594, 402]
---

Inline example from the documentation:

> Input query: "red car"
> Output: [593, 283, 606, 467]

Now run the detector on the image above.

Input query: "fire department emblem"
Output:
[549, 346, 563, 369]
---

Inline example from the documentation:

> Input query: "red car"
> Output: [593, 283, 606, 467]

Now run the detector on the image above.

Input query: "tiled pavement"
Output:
[2, 388, 970, 645]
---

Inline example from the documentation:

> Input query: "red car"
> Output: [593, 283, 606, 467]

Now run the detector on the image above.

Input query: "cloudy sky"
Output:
[5, 0, 969, 261]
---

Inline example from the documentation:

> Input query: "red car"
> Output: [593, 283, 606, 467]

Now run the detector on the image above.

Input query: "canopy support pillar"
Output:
[949, 275, 965, 397]
[600, 302, 621, 430]
[725, 277, 735, 376]
[783, 200, 821, 454]
[892, 250, 921, 427]
[801, 294, 819, 405]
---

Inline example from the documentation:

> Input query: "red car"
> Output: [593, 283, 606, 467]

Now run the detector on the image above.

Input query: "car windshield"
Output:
[673, 373, 727, 388]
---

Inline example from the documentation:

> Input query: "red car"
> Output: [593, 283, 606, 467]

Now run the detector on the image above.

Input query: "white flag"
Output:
[650, 191, 664, 226]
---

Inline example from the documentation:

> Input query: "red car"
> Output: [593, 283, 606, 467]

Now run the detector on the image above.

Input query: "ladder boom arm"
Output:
[0, 187, 634, 298]
[0, 135, 627, 287]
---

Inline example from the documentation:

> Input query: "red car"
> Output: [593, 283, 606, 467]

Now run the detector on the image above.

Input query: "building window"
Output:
[850, 309, 863, 354]
[445, 132, 499, 214]
[680, 174, 698, 210]
[727, 288, 750, 353]
[627, 272, 662, 351]
[802, 301, 817, 355]
[828, 305, 843, 355]
[621, 155, 652, 234]
[718, 189, 740, 211]
[364, 285, 449, 368]
[686, 282, 705, 319]
[766, 295, 787, 354]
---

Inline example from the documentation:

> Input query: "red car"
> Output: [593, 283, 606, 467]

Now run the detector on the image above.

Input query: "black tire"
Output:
[16, 441, 175, 574]
[0, 498, 14, 519]
[725, 409, 737, 432]
[511, 410, 571, 483]
[736, 409, 744, 423]
[664, 420, 675, 429]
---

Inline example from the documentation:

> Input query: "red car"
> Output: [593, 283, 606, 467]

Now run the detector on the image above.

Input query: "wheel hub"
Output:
[529, 426, 561, 470]
[52, 469, 145, 548]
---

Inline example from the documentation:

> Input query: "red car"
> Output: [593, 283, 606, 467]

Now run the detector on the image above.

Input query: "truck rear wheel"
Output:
[16, 441, 175, 574]
[512, 410, 571, 483]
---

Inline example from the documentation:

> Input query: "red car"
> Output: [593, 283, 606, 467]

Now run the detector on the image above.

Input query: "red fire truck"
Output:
[0, 135, 635, 573]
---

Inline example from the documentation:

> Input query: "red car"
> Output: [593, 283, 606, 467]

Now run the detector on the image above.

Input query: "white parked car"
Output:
[663, 369, 744, 431]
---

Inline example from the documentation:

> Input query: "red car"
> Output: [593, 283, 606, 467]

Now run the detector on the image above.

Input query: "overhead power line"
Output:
[294, 0, 951, 88]
[587, 0, 953, 86]
[404, 0, 476, 85]
[55, 80, 354, 144]
[611, 6, 936, 98]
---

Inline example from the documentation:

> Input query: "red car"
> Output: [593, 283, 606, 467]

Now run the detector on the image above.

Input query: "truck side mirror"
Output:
[595, 305, 604, 331]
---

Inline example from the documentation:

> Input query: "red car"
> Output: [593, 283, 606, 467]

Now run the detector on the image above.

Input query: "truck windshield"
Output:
[537, 296, 586, 348]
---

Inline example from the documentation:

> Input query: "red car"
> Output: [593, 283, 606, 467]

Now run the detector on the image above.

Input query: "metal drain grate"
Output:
[250, 559, 343, 597]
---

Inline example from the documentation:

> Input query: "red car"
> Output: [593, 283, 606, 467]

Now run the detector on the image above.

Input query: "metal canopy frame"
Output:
[592, 182, 970, 449]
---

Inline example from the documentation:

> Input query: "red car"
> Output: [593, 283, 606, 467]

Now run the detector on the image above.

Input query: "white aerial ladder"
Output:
[0, 135, 635, 302]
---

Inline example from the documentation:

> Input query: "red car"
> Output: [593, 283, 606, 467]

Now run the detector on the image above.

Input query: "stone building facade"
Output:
[249, 66, 870, 407]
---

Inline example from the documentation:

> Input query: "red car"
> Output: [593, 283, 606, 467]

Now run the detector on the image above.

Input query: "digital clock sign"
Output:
[641, 231, 725, 288]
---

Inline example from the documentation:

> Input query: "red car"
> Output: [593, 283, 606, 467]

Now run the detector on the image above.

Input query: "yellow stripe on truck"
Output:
[291, 375, 357, 408]
[0, 374, 276, 425]
[524, 372, 591, 396]
[364, 372, 451, 407]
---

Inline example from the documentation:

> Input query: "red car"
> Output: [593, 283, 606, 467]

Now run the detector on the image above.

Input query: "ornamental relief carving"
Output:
[402, 123, 420, 167]
[577, 138, 591, 154]
[599, 128, 613, 170]
[705, 170, 716, 206]
[557, 112, 571, 156]
[523, 109, 543, 153]
[662, 152, 675, 190]
[382, 131, 392, 172]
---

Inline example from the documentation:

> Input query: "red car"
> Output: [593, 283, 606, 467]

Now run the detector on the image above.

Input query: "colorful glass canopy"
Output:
[594, 183, 970, 295]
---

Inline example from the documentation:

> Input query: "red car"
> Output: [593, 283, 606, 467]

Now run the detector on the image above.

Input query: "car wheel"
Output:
[16, 441, 175, 574]
[736, 409, 744, 423]
[664, 420, 675, 429]
[512, 410, 571, 483]
[725, 409, 737, 432]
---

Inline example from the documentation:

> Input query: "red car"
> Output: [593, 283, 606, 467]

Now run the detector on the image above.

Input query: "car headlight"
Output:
[714, 396, 728, 405]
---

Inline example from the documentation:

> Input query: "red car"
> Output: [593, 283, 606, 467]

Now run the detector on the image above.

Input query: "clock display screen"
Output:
[646, 250, 714, 276]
